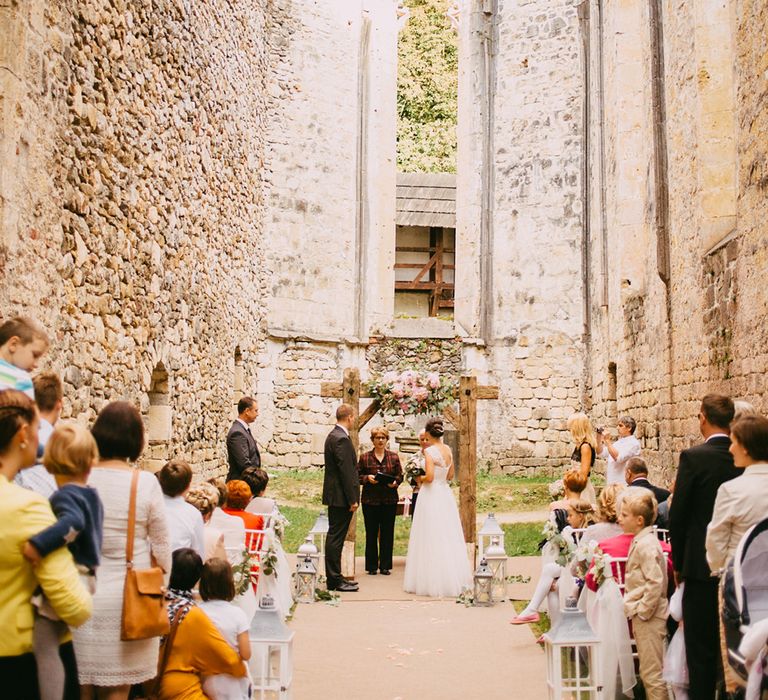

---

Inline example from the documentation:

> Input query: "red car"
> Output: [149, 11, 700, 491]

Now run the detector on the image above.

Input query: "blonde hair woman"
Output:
[567, 413, 599, 505]
[186, 483, 227, 562]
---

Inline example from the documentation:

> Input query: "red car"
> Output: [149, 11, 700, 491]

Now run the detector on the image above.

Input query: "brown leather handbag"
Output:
[120, 469, 170, 641]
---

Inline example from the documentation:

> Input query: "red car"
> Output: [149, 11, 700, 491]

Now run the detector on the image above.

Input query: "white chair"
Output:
[654, 526, 670, 544]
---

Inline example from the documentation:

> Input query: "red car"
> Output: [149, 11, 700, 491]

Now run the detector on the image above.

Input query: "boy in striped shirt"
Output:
[0, 317, 49, 398]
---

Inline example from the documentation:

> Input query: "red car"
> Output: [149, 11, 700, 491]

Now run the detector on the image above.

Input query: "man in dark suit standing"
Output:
[624, 457, 671, 504]
[322, 404, 360, 592]
[226, 396, 261, 482]
[669, 394, 739, 699]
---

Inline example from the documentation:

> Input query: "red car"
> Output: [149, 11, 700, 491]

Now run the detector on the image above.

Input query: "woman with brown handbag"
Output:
[74, 402, 171, 700]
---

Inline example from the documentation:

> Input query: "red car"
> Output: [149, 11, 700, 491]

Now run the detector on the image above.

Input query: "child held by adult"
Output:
[0, 317, 48, 398]
[22, 424, 104, 700]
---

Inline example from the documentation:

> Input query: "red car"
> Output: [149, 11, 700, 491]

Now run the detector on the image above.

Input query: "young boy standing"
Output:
[620, 487, 669, 700]
[0, 317, 49, 397]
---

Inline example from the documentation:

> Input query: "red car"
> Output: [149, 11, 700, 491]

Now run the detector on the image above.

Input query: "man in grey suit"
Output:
[322, 404, 360, 592]
[226, 396, 261, 482]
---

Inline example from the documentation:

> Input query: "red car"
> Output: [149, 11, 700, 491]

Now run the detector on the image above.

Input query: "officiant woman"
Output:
[358, 427, 404, 576]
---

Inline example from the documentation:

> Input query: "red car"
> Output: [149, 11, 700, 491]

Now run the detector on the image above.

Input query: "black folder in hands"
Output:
[374, 471, 397, 485]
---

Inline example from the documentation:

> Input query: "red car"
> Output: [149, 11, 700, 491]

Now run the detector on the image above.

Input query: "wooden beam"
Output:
[395, 246, 456, 254]
[442, 405, 461, 429]
[342, 368, 361, 579]
[356, 399, 381, 432]
[477, 385, 499, 400]
[458, 376, 478, 544]
[320, 382, 343, 398]
[394, 263, 456, 270]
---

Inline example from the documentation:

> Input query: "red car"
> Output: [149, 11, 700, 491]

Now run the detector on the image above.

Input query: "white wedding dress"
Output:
[404, 445, 473, 597]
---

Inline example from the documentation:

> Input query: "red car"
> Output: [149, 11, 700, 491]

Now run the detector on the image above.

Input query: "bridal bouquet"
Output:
[404, 455, 426, 486]
[366, 370, 456, 416]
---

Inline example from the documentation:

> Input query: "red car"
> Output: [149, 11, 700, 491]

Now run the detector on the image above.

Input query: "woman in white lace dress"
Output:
[404, 417, 472, 597]
[74, 402, 171, 698]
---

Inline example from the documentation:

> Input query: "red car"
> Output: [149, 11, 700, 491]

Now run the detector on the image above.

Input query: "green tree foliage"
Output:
[397, 0, 458, 173]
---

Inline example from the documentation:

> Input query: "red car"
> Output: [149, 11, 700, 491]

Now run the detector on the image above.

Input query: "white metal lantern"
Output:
[484, 535, 508, 602]
[294, 555, 317, 604]
[478, 513, 505, 560]
[249, 594, 295, 700]
[473, 558, 494, 607]
[297, 536, 320, 575]
[309, 512, 329, 575]
[543, 597, 601, 699]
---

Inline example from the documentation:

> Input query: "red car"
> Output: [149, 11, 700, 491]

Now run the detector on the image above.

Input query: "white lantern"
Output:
[309, 512, 329, 575]
[294, 555, 317, 604]
[297, 536, 320, 575]
[484, 535, 507, 602]
[478, 513, 505, 560]
[473, 558, 494, 607]
[249, 594, 295, 700]
[543, 597, 601, 699]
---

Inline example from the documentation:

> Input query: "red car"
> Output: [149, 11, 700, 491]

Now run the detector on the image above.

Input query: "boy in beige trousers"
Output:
[621, 487, 669, 700]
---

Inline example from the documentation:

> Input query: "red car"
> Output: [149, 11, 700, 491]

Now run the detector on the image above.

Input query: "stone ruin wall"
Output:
[0, 0, 278, 475]
[584, 0, 768, 487]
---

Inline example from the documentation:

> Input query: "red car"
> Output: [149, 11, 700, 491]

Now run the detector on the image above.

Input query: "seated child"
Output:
[621, 488, 669, 700]
[23, 423, 104, 700]
[198, 558, 252, 700]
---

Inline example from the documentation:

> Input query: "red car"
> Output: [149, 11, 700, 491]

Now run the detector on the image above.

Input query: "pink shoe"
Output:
[509, 611, 540, 624]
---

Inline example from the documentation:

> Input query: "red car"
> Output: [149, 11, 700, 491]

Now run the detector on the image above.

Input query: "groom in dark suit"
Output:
[226, 397, 261, 482]
[322, 404, 360, 592]
[669, 393, 739, 699]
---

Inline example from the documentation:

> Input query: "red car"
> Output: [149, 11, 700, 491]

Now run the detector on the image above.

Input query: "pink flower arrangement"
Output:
[366, 370, 456, 416]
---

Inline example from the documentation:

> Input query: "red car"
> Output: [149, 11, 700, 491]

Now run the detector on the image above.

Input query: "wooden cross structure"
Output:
[321, 368, 499, 576]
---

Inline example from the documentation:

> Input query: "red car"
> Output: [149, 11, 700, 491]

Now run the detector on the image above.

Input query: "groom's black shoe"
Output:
[379, 569, 391, 576]
[328, 581, 359, 592]
[366, 570, 377, 575]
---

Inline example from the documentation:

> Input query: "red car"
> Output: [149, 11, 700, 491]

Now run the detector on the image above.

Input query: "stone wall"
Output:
[583, 0, 768, 486]
[0, 0, 273, 475]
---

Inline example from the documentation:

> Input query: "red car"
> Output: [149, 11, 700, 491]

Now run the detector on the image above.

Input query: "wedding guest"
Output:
[567, 413, 599, 505]
[322, 405, 360, 592]
[580, 482, 625, 544]
[622, 488, 669, 700]
[185, 482, 227, 561]
[75, 401, 171, 700]
[733, 399, 758, 420]
[706, 414, 768, 572]
[0, 390, 91, 700]
[207, 477, 247, 565]
[157, 459, 205, 559]
[598, 415, 641, 485]
[198, 558, 251, 700]
[358, 426, 403, 576]
[669, 394, 739, 699]
[549, 467, 588, 512]
[15, 372, 63, 497]
[0, 317, 49, 398]
[242, 467, 276, 515]
[510, 499, 595, 627]
[222, 480, 264, 552]
[23, 423, 103, 700]
[625, 457, 670, 504]
[226, 397, 260, 482]
[155, 549, 246, 700]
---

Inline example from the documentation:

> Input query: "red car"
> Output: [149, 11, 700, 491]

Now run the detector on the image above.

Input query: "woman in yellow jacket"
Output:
[0, 389, 92, 699]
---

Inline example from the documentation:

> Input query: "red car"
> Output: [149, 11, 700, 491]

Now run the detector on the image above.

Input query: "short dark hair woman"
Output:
[357, 426, 403, 575]
[155, 549, 247, 699]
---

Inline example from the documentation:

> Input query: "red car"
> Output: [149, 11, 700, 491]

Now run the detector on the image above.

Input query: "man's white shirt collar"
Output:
[336, 423, 349, 436]
[706, 433, 729, 442]
[236, 418, 251, 431]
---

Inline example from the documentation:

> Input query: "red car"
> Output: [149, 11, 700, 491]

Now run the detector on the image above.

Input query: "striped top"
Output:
[0, 359, 34, 398]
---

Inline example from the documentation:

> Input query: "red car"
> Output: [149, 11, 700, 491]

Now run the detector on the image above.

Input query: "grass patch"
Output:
[502, 522, 546, 557]
[510, 599, 551, 639]
[476, 474, 552, 512]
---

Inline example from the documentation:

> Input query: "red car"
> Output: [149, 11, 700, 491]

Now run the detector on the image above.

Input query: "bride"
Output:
[403, 417, 472, 597]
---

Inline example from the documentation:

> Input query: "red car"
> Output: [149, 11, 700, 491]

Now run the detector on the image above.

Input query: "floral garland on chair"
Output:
[366, 370, 456, 416]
